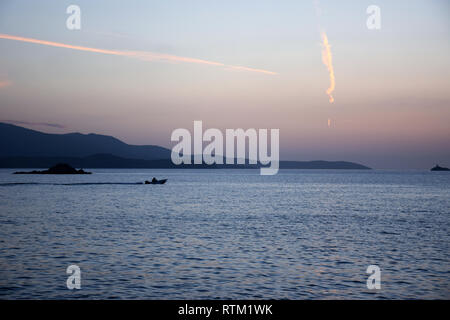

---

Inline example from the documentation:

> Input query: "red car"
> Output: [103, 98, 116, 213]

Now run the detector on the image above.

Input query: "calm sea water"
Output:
[0, 169, 448, 299]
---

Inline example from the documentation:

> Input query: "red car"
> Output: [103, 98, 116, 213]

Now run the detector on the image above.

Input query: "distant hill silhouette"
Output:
[0, 154, 371, 169]
[0, 122, 371, 169]
[0, 122, 170, 160]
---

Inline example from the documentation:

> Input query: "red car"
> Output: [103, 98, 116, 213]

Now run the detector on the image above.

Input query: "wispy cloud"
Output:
[1, 119, 65, 129]
[0, 33, 277, 75]
[321, 31, 335, 104]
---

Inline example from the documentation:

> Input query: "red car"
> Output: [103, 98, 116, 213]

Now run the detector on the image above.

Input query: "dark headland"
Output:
[431, 164, 450, 171]
[14, 163, 91, 174]
[0, 122, 371, 170]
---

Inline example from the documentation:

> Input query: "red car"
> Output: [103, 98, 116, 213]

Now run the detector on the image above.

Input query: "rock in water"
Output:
[431, 164, 450, 171]
[14, 163, 91, 174]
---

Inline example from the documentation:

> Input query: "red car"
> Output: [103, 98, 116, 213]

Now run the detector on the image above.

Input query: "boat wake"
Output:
[0, 182, 145, 186]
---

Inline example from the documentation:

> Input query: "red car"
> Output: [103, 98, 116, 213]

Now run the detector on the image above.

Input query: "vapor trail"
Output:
[321, 32, 335, 103]
[0, 33, 277, 75]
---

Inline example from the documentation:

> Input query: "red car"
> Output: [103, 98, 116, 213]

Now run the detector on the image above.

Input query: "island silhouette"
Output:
[14, 163, 91, 174]
[0, 122, 371, 170]
[431, 164, 450, 171]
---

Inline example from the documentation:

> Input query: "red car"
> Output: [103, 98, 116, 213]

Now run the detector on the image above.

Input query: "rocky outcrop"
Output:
[431, 165, 450, 171]
[14, 163, 91, 174]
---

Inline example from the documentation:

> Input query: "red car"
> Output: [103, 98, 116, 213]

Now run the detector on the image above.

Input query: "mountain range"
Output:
[0, 122, 170, 160]
[0, 122, 370, 169]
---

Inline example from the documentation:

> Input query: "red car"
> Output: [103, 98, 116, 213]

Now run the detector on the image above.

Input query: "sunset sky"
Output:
[0, 0, 449, 169]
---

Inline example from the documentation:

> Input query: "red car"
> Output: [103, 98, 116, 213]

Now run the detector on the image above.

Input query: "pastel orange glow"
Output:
[0, 80, 12, 88]
[321, 32, 335, 103]
[0, 33, 277, 75]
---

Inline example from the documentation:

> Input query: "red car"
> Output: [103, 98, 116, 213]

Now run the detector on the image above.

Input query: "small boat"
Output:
[144, 178, 167, 185]
[431, 164, 450, 171]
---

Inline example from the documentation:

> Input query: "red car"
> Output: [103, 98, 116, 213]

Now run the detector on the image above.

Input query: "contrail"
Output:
[320, 31, 335, 103]
[0, 33, 277, 75]
[313, 0, 336, 104]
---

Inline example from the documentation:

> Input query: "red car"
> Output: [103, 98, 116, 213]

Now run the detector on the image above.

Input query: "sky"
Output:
[0, 0, 449, 169]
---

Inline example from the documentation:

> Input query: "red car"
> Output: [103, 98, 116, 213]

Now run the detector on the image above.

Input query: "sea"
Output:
[0, 169, 449, 299]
